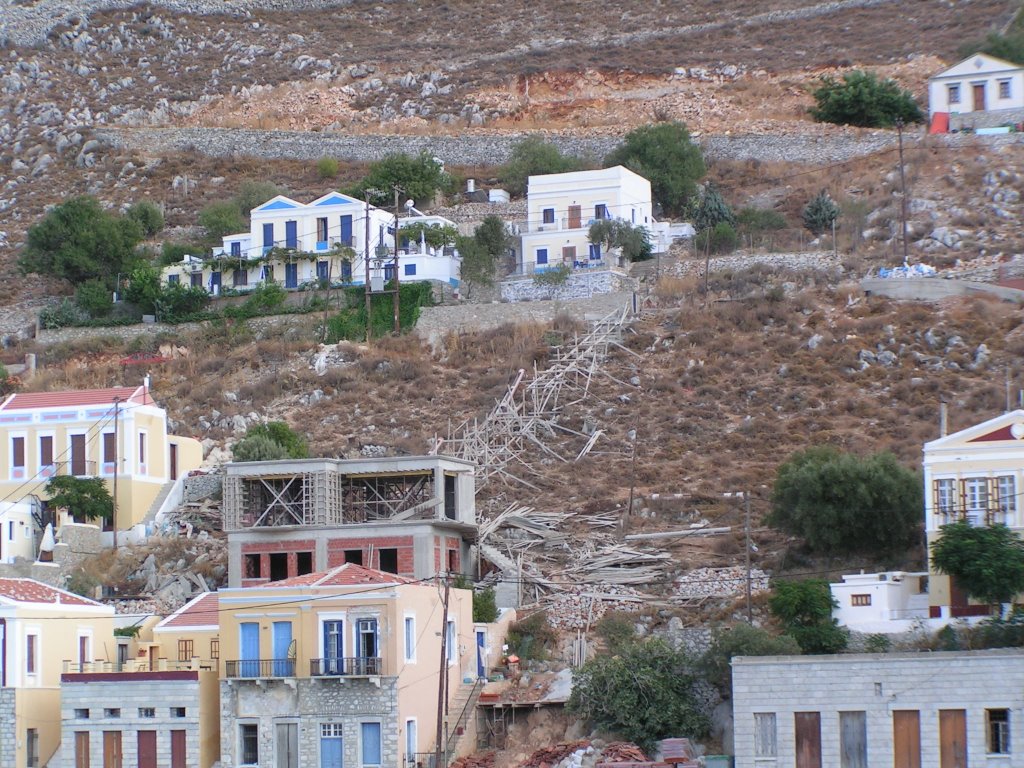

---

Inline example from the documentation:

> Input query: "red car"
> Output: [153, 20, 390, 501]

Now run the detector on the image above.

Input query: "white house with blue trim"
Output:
[161, 192, 461, 292]
[517, 166, 666, 275]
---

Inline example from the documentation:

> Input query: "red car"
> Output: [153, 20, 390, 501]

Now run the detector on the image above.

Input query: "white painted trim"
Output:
[403, 613, 416, 663]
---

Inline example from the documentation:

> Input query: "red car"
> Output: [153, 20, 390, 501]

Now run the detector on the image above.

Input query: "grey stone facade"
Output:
[184, 472, 223, 503]
[0, 689, 15, 768]
[59, 674, 205, 768]
[499, 270, 634, 303]
[950, 107, 1024, 131]
[220, 677, 400, 768]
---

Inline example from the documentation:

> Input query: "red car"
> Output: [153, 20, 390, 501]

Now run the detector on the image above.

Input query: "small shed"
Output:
[928, 53, 1024, 130]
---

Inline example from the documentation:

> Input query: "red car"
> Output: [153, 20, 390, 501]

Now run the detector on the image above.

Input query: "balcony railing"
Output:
[310, 656, 383, 677]
[224, 659, 296, 679]
[63, 659, 213, 674]
[935, 505, 1015, 527]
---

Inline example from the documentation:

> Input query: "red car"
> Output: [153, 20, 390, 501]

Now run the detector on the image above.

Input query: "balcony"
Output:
[310, 657, 383, 677]
[63, 659, 213, 674]
[224, 659, 296, 679]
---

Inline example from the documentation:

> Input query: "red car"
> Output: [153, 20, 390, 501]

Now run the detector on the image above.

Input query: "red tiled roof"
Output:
[1, 385, 151, 410]
[266, 563, 415, 588]
[158, 592, 219, 630]
[0, 578, 104, 607]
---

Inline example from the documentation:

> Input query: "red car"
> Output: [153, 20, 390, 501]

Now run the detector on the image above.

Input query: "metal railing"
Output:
[310, 656, 383, 677]
[224, 659, 296, 679]
[63, 659, 214, 674]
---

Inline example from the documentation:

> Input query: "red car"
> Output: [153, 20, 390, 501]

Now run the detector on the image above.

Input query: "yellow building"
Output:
[218, 564, 477, 768]
[0, 382, 203, 531]
[60, 593, 221, 768]
[0, 577, 115, 768]
[924, 408, 1024, 616]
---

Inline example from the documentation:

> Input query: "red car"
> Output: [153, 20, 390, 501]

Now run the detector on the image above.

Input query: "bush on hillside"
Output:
[126, 200, 165, 237]
[803, 191, 841, 235]
[810, 71, 923, 128]
[499, 137, 582, 197]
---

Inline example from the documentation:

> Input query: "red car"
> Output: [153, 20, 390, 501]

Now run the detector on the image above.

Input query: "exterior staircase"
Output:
[141, 479, 178, 527]
[442, 678, 484, 765]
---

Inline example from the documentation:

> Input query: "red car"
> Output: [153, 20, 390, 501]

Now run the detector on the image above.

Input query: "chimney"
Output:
[144, 373, 152, 390]
[466, 179, 476, 194]
[939, 401, 948, 437]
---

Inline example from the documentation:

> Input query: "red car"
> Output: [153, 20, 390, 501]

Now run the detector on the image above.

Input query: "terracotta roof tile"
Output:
[1, 385, 151, 411]
[0, 578, 104, 607]
[265, 563, 415, 588]
[157, 592, 219, 629]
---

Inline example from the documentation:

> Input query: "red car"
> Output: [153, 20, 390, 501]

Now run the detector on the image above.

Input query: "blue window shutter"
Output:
[340, 215, 353, 244]
[404, 264, 416, 276]
[263, 223, 274, 246]
[168, 274, 180, 284]
[536, 249, 548, 265]
[361, 723, 382, 765]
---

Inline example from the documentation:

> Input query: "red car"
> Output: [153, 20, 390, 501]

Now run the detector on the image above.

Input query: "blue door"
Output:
[476, 630, 486, 678]
[272, 621, 293, 677]
[263, 223, 274, 251]
[384, 264, 395, 282]
[340, 215, 353, 246]
[536, 248, 548, 266]
[341, 261, 352, 282]
[320, 727, 343, 768]
[285, 221, 298, 249]
[240, 622, 259, 678]
[323, 620, 344, 674]
[589, 243, 602, 261]
[317, 261, 330, 281]
[285, 263, 298, 288]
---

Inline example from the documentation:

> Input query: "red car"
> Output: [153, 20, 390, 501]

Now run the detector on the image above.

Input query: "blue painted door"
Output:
[285, 263, 298, 288]
[340, 215, 353, 246]
[589, 243, 602, 260]
[273, 621, 293, 677]
[210, 271, 221, 289]
[240, 622, 259, 678]
[317, 261, 330, 281]
[536, 248, 548, 266]
[341, 261, 352, 282]
[285, 221, 298, 249]
[263, 223, 274, 249]
[384, 264, 395, 282]
[476, 630, 486, 678]
[323, 620, 344, 674]
[320, 729, 343, 768]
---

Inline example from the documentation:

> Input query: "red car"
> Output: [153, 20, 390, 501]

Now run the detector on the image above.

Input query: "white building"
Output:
[733, 650, 1024, 768]
[830, 571, 929, 633]
[517, 166, 667, 275]
[924, 408, 1024, 617]
[929, 54, 1024, 128]
[0, 501, 37, 564]
[162, 193, 461, 292]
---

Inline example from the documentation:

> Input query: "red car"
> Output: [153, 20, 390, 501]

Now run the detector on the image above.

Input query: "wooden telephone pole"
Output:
[392, 187, 402, 335]
[434, 573, 451, 768]
[364, 192, 374, 342]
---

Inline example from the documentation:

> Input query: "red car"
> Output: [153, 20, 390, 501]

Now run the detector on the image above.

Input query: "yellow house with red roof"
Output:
[218, 563, 476, 768]
[0, 577, 115, 768]
[0, 381, 202, 535]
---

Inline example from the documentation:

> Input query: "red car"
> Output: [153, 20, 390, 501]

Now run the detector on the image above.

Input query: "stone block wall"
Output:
[220, 677, 400, 768]
[0, 689, 15, 768]
[951, 108, 1024, 131]
[499, 270, 633, 302]
[184, 472, 223, 503]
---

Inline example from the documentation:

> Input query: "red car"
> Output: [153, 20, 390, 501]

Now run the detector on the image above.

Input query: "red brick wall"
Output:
[240, 539, 315, 587]
[434, 535, 461, 573]
[326, 535, 415, 575]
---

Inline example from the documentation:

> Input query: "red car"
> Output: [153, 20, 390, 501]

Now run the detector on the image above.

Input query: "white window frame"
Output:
[100, 430, 116, 476]
[998, 79, 1012, 100]
[987, 708, 1011, 755]
[948, 83, 961, 105]
[936, 478, 956, 518]
[24, 627, 41, 685]
[445, 619, 456, 666]
[404, 614, 416, 663]
[318, 612, 347, 670]
[753, 712, 777, 758]
[998, 475, 1017, 520]
[37, 432, 56, 478]
[138, 429, 148, 475]
[9, 432, 26, 480]
[76, 628, 93, 667]
[405, 718, 417, 767]
[238, 721, 260, 767]
[963, 476, 988, 525]
[360, 720, 383, 768]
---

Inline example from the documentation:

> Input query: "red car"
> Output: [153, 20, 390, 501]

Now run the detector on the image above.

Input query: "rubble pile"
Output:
[544, 585, 645, 631]
[598, 744, 648, 763]
[451, 753, 496, 768]
[519, 741, 592, 768]
[674, 567, 770, 600]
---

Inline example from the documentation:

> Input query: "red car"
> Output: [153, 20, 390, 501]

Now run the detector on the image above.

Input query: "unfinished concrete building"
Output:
[223, 456, 477, 587]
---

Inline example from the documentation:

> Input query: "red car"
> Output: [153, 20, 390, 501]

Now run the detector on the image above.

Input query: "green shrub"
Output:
[39, 299, 91, 329]
[234, 181, 283, 217]
[595, 611, 637, 652]
[324, 282, 434, 342]
[232, 433, 292, 462]
[473, 587, 499, 623]
[958, 31, 1024, 66]
[769, 579, 848, 654]
[499, 137, 582, 197]
[160, 242, 206, 266]
[803, 191, 841, 235]
[694, 222, 739, 254]
[199, 201, 247, 241]
[701, 624, 801, 693]
[126, 200, 165, 237]
[157, 283, 211, 323]
[244, 282, 288, 313]
[810, 71, 923, 128]
[694, 184, 736, 233]
[317, 157, 340, 179]
[75, 279, 113, 317]
[533, 264, 571, 287]
[737, 207, 787, 235]
[505, 612, 557, 660]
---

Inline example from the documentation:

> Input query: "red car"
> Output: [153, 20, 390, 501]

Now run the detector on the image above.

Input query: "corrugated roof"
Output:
[0, 578, 104, 607]
[1, 385, 151, 411]
[264, 563, 415, 588]
[157, 592, 219, 630]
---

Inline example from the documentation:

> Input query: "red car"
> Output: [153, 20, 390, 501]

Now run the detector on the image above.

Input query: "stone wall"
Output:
[0, 689, 14, 768]
[950, 109, 1024, 131]
[671, 250, 843, 277]
[96, 127, 900, 167]
[499, 270, 634, 303]
[184, 472, 223, 503]
[35, 312, 307, 347]
[220, 677, 400, 768]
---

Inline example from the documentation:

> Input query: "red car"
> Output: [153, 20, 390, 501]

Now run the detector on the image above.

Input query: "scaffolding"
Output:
[444, 304, 637, 489]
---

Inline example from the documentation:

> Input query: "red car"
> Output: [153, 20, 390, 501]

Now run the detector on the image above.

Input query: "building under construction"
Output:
[223, 456, 477, 587]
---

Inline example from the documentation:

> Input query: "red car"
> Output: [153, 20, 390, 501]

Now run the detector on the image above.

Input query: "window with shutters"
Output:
[39, 435, 54, 476]
[178, 639, 194, 662]
[10, 435, 25, 479]
[753, 713, 776, 757]
[851, 594, 871, 607]
[963, 478, 988, 525]
[998, 476, 1017, 522]
[935, 478, 956, 519]
[102, 432, 116, 474]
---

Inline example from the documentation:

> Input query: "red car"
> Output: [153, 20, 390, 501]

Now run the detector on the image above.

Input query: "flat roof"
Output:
[734, 648, 1024, 665]
[224, 455, 476, 476]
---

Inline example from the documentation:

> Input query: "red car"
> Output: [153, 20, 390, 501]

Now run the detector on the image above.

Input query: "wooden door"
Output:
[568, 205, 582, 229]
[794, 712, 822, 768]
[939, 709, 967, 768]
[562, 246, 576, 264]
[75, 732, 90, 768]
[840, 711, 867, 768]
[102, 731, 122, 768]
[148, 646, 158, 671]
[137, 731, 156, 768]
[170, 730, 186, 768]
[169, 443, 178, 481]
[893, 710, 921, 768]
[78, 636, 88, 666]
[973, 84, 986, 111]
[71, 434, 86, 476]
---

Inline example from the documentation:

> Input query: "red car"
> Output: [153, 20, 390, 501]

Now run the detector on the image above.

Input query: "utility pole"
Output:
[364, 192, 373, 343]
[896, 117, 910, 267]
[434, 573, 451, 768]
[112, 397, 122, 547]
[392, 187, 402, 335]
[744, 492, 752, 623]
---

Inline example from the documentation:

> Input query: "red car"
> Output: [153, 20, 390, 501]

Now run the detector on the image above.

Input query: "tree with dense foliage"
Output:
[126, 200, 165, 237]
[20, 196, 143, 285]
[932, 521, 1024, 613]
[802, 190, 841, 235]
[399, 221, 459, 250]
[568, 639, 711, 750]
[199, 201, 248, 241]
[456, 216, 512, 296]
[45, 476, 114, 524]
[349, 152, 451, 208]
[75, 279, 113, 317]
[233, 422, 309, 462]
[604, 122, 706, 217]
[769, 446, 922, 556]
[769, 579, 848, 654]
[234, 181, 283, 217]
[694, 184, 736, 233]
[701, 624, 802, 694]
[588, 219, 653, 262]
[810, 71, 923, 127]
[959, 31, 1024, 66]
[694, 222, 739, 255]
[499, 136, 582, 196]
[474, 215, 513, 261]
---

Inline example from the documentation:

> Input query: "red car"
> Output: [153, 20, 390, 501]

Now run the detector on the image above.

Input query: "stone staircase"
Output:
[141, 479, 177, 527]
[442, 678, 484, 764]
